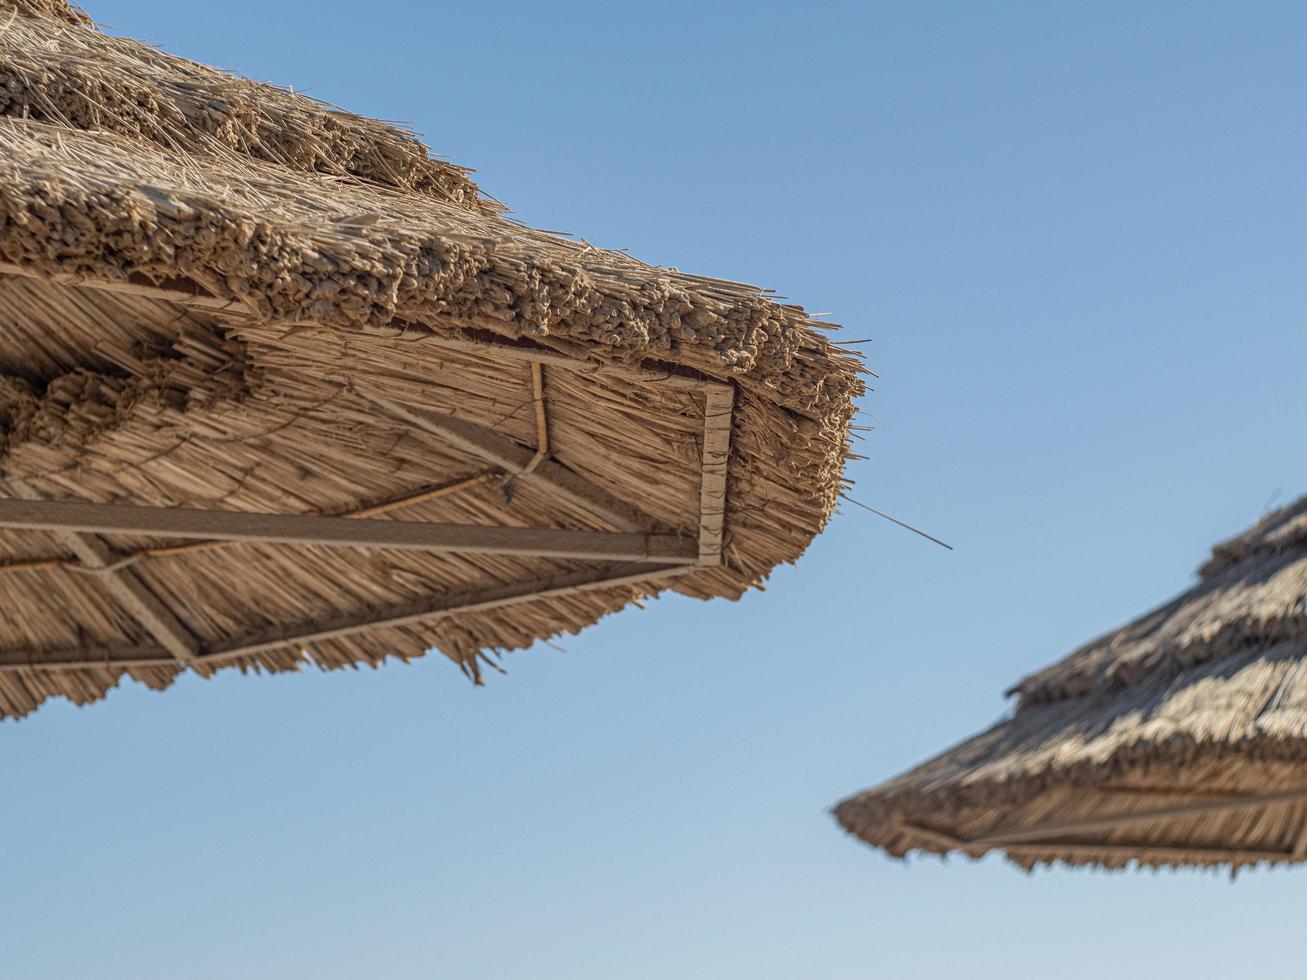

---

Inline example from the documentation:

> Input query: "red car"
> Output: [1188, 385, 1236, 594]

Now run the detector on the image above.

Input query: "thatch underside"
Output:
[0, 1, 864, 719]
[836, 497, 1307, 871]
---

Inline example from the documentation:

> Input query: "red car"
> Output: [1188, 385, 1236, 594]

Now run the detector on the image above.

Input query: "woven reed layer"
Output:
[0, 3, 863, 720]
[835, 496, 1307, 871]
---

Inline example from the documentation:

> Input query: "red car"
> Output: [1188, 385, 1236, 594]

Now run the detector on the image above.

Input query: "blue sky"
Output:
[8, 1, 1307, 977]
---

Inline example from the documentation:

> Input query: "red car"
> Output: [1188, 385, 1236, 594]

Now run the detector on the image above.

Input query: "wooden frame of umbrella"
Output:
[0, 266, 734, 678]
[897, 784, 1307, 865]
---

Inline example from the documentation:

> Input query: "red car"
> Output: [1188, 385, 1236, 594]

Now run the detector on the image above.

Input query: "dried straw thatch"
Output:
[0, 1, 863, 719]
[836, 496, 1307, 872]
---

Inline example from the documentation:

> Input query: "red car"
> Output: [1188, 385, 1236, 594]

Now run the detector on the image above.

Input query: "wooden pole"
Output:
[697, 385, 733, 565]
[0, 562, 695, 670]
[0, 499, 696, 563]
[897, 821, 1300, 865]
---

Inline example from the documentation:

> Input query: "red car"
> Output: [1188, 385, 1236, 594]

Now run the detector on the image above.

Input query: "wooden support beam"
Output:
[971, 785, 1307, 847]
[897, 822, 971, 851]
[1091, 785, 1257, 800]
[1292, 811, 1307, 860]
[697, 384, 733, 565]
[0, 472, 499, 578]
[897, 821, 1300, 865]
[204, 560, 693, 663]
[523, 361, 549, 475]
[1001, 841, 1297, 865]
[0, 646, 172, 672]
[0, 499, 695, 564]
[3, 479, 203, 667]
[0, 562, 695, 671]
[358, 391, 658, 534]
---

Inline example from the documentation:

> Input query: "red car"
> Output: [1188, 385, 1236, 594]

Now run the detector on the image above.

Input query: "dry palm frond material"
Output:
[0, 0, 865, 720]
[0, 2, 492, 211]
[6, 0, 87, 25]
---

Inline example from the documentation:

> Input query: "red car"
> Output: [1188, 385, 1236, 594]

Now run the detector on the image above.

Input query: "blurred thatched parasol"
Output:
[0, 0, 863, 718]
[836, 497, 1307, 872]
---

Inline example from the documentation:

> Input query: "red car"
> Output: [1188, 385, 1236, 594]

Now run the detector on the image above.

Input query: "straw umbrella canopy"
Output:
[836, 496, 1307, 872]
[0, 0, 863, 719]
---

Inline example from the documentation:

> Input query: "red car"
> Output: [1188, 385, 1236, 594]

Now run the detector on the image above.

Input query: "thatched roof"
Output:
[835, 496, 1307, 872]
[0, 1, 863, 719]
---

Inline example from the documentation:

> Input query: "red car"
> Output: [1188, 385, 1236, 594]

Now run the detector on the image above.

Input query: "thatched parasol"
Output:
[836, 496, 1307, 872]
[0, 0, 864, 719]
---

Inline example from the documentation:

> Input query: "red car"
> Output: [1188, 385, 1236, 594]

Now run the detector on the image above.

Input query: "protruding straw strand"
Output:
[840, 494, 953, 551]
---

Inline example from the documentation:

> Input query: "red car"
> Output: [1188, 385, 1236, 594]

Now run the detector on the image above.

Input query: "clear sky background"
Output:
[8, 2, 1307, 977]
